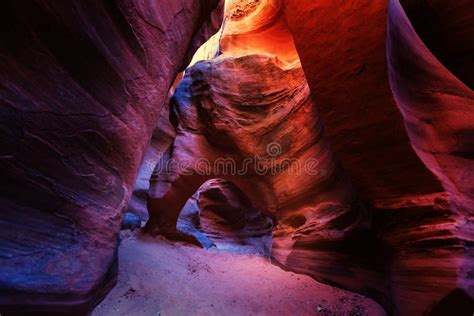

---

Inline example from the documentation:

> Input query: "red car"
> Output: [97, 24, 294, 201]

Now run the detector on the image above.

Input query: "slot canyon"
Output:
[0, 0, 473, 315]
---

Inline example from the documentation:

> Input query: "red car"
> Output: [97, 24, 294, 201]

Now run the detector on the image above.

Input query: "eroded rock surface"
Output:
[0, 0, 223, 313]
[386, 0, 474, 314]
[177, 179, 273, 255]
[284, 0, 474, 314]
[146, 0, 474, 315]
[147, 50, 377, 297]
[2, 0, 472, 315]
[127, 75, 180, 220]
[284, 0, 443, 201]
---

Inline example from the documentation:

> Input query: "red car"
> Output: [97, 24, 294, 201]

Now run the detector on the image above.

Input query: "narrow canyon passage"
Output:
[1, 0, 473, 315]
[126, 1, 474, 314]
[177, 179, 274, 254]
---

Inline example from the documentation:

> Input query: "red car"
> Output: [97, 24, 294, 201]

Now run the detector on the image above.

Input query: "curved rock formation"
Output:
[388, 0, 474, 213]
[397, 0, 474, 91]
[284, 0, 443, 201]
[190, 0, 299, 66]
[147, 53, 345, 234]
[177, 179, 274, 255]
[132, 0, 295, 222]
[127, 75, 181, 220]
[147, 50, 378, 298]
[0, 0, 223, 313]
[2, 0, 472, 315]
[284, 0, 474, 314]
[146, 0, 385, 311]
[221, 0, 298, 66]
[386, 0, 474, 314]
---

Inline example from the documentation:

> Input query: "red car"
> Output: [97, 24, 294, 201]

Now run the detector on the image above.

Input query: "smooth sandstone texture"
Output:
[386, 0, 474, 314]
[190, 0, 299, 67]
[284, 0, 443, 201]
[127, 75, 180, 220]
[177, 179, 274, 255]
[146, 53, 352, 235]
[0, 0, 223, 314]
[388, 0, 474, 212]
[146, 0, 474, 315]
[147, 50, 374, 305]
[284, 0, 474, 314]
[3, 0, 470, 315]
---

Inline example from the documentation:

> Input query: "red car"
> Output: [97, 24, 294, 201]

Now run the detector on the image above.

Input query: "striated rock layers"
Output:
[177, 179, 274, 255]
[284, 0, 474, 314]
[127, 76, 179, 220]
[0, 0, 223, 314]
[146, 52, 377, 296]
[386, 0, 474, 314]
[147, 0, 474, 314]
[1, 0, 472, 315]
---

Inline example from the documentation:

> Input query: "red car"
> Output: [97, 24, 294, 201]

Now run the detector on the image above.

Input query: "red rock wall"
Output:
[177, 179, 274, 254]
[147, 54, 350, 238]
[128, 74, 181, 220]
[284, 0, 443, 201]
[386, 0, 474, 314]
[147, 47, 375, 303]
[284, 0, 474, 314]
[0, 1, 223, 313]
[2, 0, 470, 314]
[388, 0, 474, 212]
[142, 1, 474, 314]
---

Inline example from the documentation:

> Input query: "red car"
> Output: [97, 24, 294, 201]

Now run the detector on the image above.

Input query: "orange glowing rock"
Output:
[191, 0, 299, 67]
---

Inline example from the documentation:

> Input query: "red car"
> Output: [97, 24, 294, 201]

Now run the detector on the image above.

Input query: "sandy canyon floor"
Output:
[93, 230, 386, 316]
